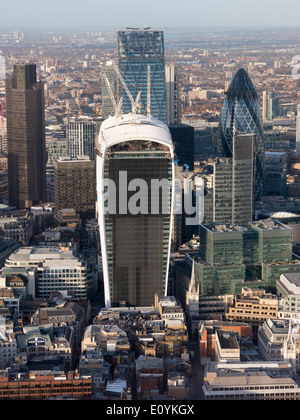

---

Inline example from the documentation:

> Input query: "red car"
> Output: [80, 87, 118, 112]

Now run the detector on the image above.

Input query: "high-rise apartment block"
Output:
[6, 64, 46, 209]
[116, 29, 167, 124]
[54, 156, 96, 220]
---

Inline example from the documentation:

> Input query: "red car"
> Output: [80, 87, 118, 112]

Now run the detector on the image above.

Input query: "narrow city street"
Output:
[188, 341, 205, 400]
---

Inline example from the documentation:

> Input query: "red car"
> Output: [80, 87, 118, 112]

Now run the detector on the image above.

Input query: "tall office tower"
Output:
[6, 64, 46, 209]
[231, 133, 254, 224]
[219, 68, 264, 201]
[194, 125, 214, 159]
[165, 63, 180, 125]
[262, 90, 267, 120]
[208, 132, 254, 225]
[267, 92, 280, 120]
[66, 118, 96, 160]
[116, 29, 167, 124]
[101, 61, 117, 120]
[169, 124, 194, 171]
[296, 105, 300, 157]
[264, 151, 287, 197]
[262, 91, 280, 121]
[96, 113, 174, 308]
[211, 158, 232, 223]
[54, 156, 96, 220]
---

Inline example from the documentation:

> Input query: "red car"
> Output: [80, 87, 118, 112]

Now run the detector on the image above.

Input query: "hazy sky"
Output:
[0, 0, 300, 30]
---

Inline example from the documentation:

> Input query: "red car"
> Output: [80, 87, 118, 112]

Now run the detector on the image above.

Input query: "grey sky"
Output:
[0, 0, 299, 30]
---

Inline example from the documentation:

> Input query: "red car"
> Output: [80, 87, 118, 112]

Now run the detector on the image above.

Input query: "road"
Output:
[188, 341, 205, 400]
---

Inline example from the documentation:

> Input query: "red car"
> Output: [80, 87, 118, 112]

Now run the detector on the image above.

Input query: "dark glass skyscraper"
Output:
[219, 68, 264, 201]
[6, 64, 46, 209]
[169, 124, 194, 171]
[117, 29, 167, 124]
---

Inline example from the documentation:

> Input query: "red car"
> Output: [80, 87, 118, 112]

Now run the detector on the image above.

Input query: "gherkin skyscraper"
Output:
[219, 68, 264, 201]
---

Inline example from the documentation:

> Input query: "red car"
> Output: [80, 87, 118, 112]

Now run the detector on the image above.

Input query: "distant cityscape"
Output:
[0, 26, 300, 402]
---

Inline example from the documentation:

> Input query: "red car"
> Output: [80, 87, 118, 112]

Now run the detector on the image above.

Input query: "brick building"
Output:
[0, 372, 92, 400]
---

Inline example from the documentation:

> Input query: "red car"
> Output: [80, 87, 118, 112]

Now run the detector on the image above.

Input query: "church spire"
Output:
[189, 258, 199, 294]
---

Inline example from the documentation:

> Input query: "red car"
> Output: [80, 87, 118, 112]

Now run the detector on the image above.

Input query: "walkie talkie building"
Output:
[96, 113, 174, 308]
[219, 68, 264, 201]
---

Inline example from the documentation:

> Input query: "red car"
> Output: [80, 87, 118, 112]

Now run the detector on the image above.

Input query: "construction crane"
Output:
[103, 62, 151, 118]
[112, 62, 141, 115]
[147, 65, 151, 118]
[103, 74, 123, 117]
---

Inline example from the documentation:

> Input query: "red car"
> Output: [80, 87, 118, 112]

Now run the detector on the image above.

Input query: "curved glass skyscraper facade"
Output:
[219, 68, 264, 201]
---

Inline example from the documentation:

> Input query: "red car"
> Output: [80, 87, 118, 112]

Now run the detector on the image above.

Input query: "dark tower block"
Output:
[6, 64, 46, 209]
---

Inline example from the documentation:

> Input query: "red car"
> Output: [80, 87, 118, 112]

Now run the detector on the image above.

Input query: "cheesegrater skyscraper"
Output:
[116, 29, 167, 124]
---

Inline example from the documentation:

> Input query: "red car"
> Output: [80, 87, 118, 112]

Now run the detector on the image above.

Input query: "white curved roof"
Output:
[270, 211, 300, 219]
[98, 113, 172, 151]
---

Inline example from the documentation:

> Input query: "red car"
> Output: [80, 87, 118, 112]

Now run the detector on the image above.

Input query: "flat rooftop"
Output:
[266, 318, 290, 334]
[7, 247, 74, 262]
[251, 219, 290, 231]
[205, 362, 297, 388]
[202, 223, 242, 233]
[279, 273, 300, 295]
[217, 330, 239, 349]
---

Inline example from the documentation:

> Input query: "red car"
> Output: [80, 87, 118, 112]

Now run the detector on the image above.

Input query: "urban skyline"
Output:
[1, 6, 300, 403]
[0, 0, 300, 30]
